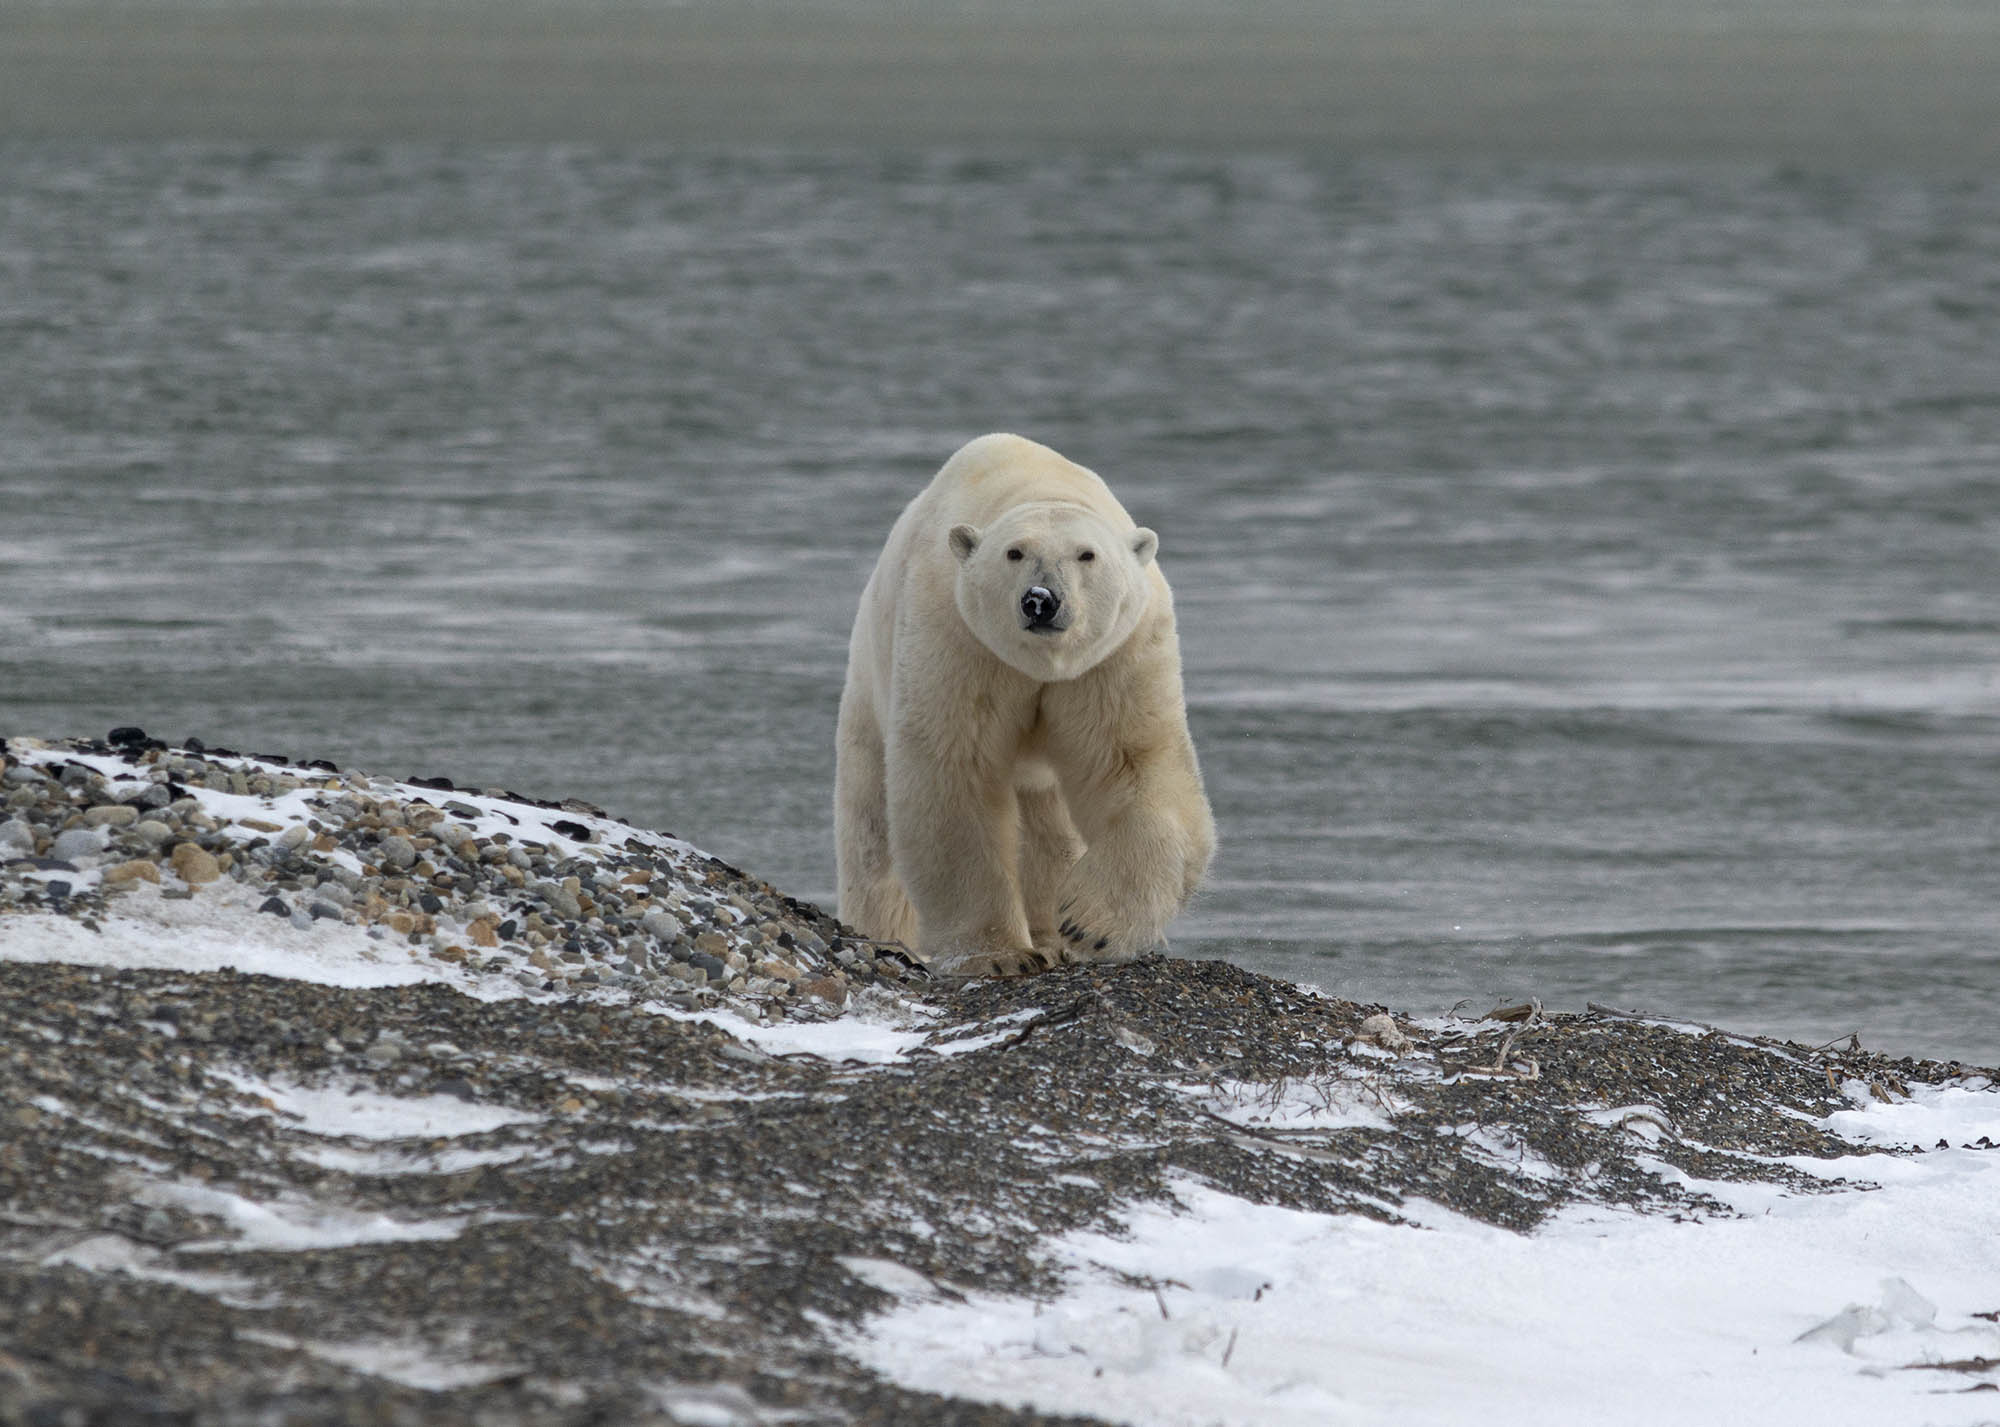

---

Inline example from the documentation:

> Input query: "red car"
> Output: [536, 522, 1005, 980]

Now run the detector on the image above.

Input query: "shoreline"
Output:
[2, 3, 1997, 167]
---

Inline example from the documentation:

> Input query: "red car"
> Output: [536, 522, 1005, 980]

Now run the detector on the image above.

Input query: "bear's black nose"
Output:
[1021, 585, 1061, 627]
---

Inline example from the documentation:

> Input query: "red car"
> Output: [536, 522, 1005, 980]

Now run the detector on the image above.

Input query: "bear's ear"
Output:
[948, 524, 981, 562]
[1130, 527, 1159, 567]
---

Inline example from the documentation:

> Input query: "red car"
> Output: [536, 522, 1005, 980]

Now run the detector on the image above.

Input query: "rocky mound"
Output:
[2, 733, 1993, 1426]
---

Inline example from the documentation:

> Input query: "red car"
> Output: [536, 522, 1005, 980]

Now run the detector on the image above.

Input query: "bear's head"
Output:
[948, 502, 1158, 682]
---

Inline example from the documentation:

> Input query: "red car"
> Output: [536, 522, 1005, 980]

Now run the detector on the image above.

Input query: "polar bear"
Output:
[834, 433, 1216, 978]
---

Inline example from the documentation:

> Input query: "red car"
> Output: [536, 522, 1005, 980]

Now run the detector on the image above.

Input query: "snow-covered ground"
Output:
[5, 739, 1997, 1426]
[850, 1094, 2000, 1427]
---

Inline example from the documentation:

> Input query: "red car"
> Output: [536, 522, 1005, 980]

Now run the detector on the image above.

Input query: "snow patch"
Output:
[853, 1080, 2000, 1427]
[211, 1068, 544, 1140]
[136, 1179, 475, 1253]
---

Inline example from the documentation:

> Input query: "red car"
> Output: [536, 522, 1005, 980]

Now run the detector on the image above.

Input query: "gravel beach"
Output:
[1, 729, 912, 1022]
[4, 731, 1995, 1423]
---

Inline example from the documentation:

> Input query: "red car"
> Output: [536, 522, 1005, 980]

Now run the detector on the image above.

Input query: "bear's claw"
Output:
[1056, 917, 1110, 954]
[943, 945, 1054, 980]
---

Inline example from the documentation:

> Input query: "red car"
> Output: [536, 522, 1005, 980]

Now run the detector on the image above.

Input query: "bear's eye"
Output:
[1006, 548, 1024, 561]
[1078, 549, 1096, 562]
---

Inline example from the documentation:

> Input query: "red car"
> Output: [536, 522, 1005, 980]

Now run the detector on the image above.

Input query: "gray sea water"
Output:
[3, 146, 1996, 1062]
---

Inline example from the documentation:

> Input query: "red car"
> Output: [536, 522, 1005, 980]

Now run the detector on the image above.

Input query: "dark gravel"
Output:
[3, 736, 1992, 1425]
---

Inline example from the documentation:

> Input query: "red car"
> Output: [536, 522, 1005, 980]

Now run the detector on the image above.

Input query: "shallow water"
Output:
[3, 146, 1996, 1061]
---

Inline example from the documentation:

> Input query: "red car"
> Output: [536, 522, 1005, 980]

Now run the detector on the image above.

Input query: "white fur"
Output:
[835, 433, 1216, 978]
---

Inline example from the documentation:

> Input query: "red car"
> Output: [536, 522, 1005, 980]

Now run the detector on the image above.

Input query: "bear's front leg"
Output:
[1042, 699, 1216, 967]
[886, 721, 1049, 980]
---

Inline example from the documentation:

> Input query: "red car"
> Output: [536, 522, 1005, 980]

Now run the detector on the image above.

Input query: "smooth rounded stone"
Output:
[102, 859, 161, 887]
[278, 825, 311, 850]
[312, 881, 353, 908]
[169, 842, 222, 885]
[289, 910, 313, 930]
[6, 787, 42, 811]
[50, 826, 111, 863]
[130, 819, 176, 847]
[58, 764, 96, 789]
[0, 819, 32, 855]
[532, 881, 583, 921]
[257, 896, 290, 917]
[640, 910, 684, 940]
[2, 764, 49, 787]
[82, 803, 139, 828]
[693, 930, 730, 958]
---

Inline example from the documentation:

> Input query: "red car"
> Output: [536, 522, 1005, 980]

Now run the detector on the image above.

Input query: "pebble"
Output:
[50, 827, 110, 863]
[169, 843, 222, 885]
[82, 804, 139, 828]
[103, 860, 162, 888]
[0, 819, 32, 855]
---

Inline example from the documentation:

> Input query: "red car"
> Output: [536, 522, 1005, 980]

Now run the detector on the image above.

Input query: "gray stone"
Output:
[131, 819, 176, 847]
[0, 820, 32, 855]
[50, 826, 110, 863]
[312, 880, 354, 908]
[376, 835, 417, 870]
[533, 881, 583, 921]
